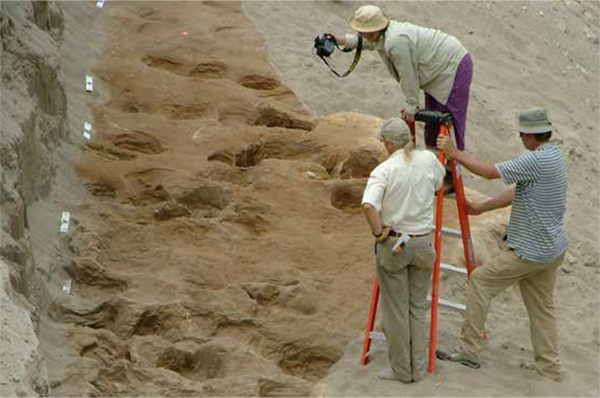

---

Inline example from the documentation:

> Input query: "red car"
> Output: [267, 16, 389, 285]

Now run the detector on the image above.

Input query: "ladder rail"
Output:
[427, 123, 449, 373]
[360, 277, 380, 365]
[450, 156, 477, 276]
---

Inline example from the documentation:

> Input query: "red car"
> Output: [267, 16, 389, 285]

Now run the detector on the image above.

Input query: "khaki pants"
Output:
[460, 242, 565, 381]
[376, 233, 435, 382]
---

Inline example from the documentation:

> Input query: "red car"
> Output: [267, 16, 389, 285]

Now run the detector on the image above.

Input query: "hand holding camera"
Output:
[314, 33, 337, 58]
[312, 33, 362, 78]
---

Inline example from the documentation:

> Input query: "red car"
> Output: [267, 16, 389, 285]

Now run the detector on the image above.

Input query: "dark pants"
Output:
[424, 53, 473, 151]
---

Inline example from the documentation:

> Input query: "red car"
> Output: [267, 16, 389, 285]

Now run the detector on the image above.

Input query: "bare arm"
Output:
[437, 135, 500, 179]
[333, 35, 346, 46]
[467, 187, 515, 215]
[362, 203, 384, 236]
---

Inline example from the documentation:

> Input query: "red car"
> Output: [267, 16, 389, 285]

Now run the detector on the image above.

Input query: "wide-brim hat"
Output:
[374, 118, 410, 144]
[350, 5, 390, 33]
[519, 107, 554, 134]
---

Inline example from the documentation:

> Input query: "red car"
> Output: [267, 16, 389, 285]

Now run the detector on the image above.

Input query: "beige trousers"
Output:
[460, 242, 565, 381]
[376, 234, 435, 382]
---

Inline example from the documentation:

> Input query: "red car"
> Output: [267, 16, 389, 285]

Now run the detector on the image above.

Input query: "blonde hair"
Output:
[387, 138, 414, 162]
[403, 140, 414, 162]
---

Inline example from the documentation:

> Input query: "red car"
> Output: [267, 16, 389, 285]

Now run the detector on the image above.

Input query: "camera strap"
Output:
[317, 36, 362, 78]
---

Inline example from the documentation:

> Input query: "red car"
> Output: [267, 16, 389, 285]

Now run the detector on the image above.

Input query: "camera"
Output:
[314, 34, 336, 58]
[313, 33, 361, 78]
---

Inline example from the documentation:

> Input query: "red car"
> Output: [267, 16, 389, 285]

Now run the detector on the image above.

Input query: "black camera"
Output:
[313, 33, 361, 78]
[314, 34, 336, 58]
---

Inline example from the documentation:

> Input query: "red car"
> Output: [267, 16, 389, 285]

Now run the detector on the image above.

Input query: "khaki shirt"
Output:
[345, 21, 468, 113]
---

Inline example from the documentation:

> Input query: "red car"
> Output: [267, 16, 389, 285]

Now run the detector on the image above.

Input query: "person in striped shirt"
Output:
[436, 108, 569, 382]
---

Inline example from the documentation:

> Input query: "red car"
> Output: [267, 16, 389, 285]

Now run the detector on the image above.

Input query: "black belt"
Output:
[388, 230, 431, 238]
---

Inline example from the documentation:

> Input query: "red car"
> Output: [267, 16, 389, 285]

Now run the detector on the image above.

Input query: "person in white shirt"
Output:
[333, 5, 473, 152]
[362, 118, 445, 382]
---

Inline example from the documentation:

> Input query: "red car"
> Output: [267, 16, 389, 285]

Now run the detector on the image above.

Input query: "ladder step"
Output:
[441, 263, 468, 275]
[370, 331, 386, 341]
[434, 192, 456, 199]
[438, 298, 466, 311]
[441, 227, 462, 238]
[427, 296, 467, 311]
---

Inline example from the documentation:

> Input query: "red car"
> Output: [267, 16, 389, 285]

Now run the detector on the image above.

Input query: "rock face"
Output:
[0, 260, 49, 397]
[1, 1, 68, 395]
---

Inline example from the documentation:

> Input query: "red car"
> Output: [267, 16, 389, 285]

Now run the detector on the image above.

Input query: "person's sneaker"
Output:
[411, 372, 426, 383]
[536, 369, 565, 383]
[378, 368, 412, 383]
[436, 348, 481, 369]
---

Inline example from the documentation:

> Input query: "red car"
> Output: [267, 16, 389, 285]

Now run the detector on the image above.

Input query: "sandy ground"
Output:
[14, 1, 598, 396]
[244, 1, 600, 395]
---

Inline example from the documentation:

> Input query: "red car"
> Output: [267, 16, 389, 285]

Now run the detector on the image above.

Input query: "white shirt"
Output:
[362, 149, 445, 234]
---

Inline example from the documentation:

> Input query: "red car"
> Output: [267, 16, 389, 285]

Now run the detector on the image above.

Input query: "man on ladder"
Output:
[361, 118, 445, 383]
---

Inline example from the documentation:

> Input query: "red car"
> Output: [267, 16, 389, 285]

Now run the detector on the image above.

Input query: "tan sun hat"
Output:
[374, 118, 410, 145]
[350, 5, 390, 33]
[519, 108, 553, 134]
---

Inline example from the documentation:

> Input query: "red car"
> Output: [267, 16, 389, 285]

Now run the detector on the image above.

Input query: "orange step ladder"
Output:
[359, 111, 477, 373]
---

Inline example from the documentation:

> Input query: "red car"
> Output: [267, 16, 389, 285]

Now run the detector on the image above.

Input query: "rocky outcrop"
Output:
[0, 1, 68, 395]
[0, 260, 49, 396]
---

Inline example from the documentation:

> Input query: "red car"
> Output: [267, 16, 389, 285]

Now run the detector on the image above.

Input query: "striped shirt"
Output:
[495, 143, 569, 262]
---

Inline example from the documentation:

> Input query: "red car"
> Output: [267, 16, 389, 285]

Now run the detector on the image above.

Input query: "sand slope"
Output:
[12, 1, 597, 396]
[244, 1, 599, 395]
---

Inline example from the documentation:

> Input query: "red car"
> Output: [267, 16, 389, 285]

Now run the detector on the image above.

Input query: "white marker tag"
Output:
[62, 279, 72, 294]
[86, 76, 93, 92]
[96, 0, 105, 8]
[84, 122, 93, 140]
[392, 233, 410, 253]
[60, 211, 70, 234]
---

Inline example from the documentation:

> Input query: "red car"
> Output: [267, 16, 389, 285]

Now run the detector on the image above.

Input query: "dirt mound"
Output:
[241, 74, 281, 90]
[63, 51, 384, 392]
[142, 54, 228, 79]
[328, 179, 368, 211]
[254, 103, 315, 131]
